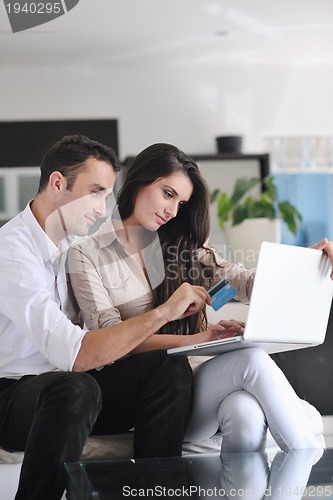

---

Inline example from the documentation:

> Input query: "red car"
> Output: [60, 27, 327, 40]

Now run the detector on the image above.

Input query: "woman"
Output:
[68, 143, 322, 453]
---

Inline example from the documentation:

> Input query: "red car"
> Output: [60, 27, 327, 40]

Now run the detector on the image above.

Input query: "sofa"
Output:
[0, 398, 325, 500]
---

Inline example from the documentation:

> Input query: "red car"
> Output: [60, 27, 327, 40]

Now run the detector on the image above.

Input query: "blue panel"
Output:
[274, 174, 330, 247]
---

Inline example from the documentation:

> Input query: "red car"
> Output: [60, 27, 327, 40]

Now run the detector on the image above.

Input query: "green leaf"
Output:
[278, 201, 303, 235]
[252, 200, 275, 219]
[210, 189, 220, 204]
[233, 205, 250, 225]
[217, 192, 232, 229]
[210, 175, 303, 236]
[261, 192, 274, 205]
[263, 176, 277, 201]
[231, 177, 260, 205]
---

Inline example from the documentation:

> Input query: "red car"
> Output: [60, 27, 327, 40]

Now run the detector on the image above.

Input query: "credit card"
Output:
[208, 279, 237, 311]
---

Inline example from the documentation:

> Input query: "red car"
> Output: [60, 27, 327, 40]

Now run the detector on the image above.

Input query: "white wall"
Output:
[1, 61, 333, 158]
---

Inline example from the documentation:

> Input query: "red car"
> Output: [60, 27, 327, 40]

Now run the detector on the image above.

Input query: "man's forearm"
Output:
[72, 282, 210, 372]
[72, 306, 169, 372]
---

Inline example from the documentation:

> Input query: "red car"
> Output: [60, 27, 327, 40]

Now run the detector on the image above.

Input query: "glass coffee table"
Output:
[65, 448, 333, 500]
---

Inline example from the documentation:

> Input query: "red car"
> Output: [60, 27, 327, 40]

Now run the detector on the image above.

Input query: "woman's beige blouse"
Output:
[67, 218, 255, 332]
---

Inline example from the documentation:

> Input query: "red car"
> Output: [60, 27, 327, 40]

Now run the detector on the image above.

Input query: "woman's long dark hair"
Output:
[117, 143, 211, 334]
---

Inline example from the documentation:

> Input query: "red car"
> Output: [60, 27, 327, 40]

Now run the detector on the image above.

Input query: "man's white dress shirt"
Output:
[0, 203, 86, 378]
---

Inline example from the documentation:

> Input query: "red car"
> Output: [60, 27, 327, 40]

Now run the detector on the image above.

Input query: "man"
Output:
[0, 135, 211, 500]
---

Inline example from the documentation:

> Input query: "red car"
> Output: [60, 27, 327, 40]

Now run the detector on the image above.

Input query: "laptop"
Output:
[168, 242, 333, 356]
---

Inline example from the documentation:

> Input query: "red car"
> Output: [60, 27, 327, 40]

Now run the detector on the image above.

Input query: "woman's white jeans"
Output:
[184, 348, 318, 453]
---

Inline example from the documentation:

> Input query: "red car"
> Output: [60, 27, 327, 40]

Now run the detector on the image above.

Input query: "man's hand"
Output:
[159, 282, 211, 322]
[312, 238, 333, 279]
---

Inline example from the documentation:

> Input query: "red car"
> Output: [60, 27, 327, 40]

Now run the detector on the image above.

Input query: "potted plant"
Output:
[210, 176, 302, 267]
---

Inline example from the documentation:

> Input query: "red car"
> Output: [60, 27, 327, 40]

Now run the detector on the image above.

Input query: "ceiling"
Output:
[0, 0, 333, 67]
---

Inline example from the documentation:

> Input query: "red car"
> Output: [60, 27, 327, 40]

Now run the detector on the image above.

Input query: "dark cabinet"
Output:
[271, 300, 333, 415]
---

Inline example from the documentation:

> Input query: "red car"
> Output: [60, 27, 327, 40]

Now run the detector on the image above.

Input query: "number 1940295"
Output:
[276, 485, 332, 497]
[5, 3, 62, 14]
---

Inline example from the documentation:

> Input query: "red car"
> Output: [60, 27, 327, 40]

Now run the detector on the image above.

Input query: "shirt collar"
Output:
[90, 212, 122, 250]
[88, 209, 160, 256]
[21, 202, 79, 265]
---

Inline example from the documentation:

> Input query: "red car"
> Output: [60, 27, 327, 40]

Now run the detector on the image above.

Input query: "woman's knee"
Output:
[236, 347, 279, 378]
[239, 347, 272, 365]
[218, 391, 267, 452]
[218, 390, 266, 433]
